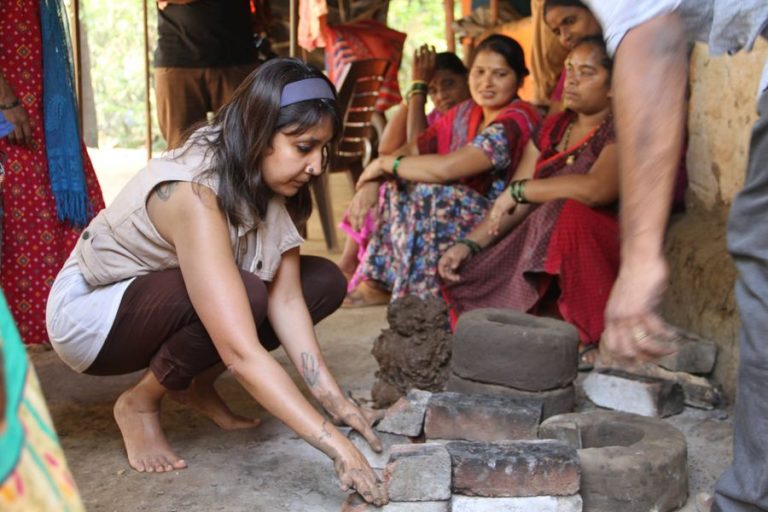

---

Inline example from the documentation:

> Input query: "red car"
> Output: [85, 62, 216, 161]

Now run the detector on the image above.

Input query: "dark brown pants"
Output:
[154, 63, 257, 149]
[85, 256, 346, 391]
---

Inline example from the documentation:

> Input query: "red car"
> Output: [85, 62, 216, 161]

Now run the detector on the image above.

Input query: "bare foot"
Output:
[168, 379, 260, 430]
[114, 389, 187, 473]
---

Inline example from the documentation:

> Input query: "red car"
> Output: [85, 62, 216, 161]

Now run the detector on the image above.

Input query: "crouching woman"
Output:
[46, 59, 387, 506]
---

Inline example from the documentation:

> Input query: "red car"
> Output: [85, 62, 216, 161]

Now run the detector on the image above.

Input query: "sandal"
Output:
[341, 281, 390, 308]
[578, 344, 599, 372]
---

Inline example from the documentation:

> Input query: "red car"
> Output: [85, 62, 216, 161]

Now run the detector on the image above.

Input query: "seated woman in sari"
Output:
[438, 36, 617, 368]
[344, 34, 541, 306]
[338, 47, 471, 289]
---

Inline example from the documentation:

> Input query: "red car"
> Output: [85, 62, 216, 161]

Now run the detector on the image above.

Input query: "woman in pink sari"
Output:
[345, 35, 540, 306]
[337, 48, 470, 292]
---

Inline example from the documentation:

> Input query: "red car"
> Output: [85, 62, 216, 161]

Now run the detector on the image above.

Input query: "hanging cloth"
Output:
[39, 0, 92, 227]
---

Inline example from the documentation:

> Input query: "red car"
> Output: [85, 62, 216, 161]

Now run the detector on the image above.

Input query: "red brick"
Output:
[424, 392, 541, 442]
[447, 440, 580, 497]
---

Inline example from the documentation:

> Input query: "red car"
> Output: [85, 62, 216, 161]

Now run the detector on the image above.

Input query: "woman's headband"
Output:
[280, 78, 335, 107]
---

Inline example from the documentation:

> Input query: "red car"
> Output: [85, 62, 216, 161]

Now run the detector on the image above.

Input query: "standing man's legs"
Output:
[719, 90, 768, 512]
[155, 67, 211, 149]
[206, 63, 258, 113]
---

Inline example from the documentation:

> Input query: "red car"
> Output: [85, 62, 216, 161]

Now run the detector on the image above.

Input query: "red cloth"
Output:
[323, 20, 406, 111]
[0, 2, 105, 344]
[443, 111, 618, 343]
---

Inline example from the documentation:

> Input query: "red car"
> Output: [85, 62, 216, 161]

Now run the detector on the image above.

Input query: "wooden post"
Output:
[143, 0, 153, 160]
[289, 0, 298, 57]
[461, 0, 472, 63]
[71, 0, 83, 131]
[443, 0, 455, 53]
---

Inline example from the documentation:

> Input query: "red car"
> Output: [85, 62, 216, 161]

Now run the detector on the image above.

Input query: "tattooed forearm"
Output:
[154, 181, 179, 201]
[317, 419, 332, 443]
[301, 352, 319, 388]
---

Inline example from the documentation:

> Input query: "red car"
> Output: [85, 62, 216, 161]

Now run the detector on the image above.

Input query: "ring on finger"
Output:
[632, 328, 650, 342]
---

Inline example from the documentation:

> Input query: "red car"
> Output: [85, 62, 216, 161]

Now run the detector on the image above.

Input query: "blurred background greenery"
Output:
[77, 0, 457, 151]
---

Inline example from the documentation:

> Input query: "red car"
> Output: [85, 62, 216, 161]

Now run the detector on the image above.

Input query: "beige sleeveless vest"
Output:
[76, 141, 303, 286]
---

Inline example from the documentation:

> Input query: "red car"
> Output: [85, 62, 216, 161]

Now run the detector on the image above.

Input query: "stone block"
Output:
[453, 309, 579, 391]
[376, 389, 432, 437]
[451, 495, 583, 512]
[385, 444, 452, 502]
[342, 494, 449, 512]
[656, 332, 717, 374]
[594, 361, 722, 410]
[540, 411, 688, 512]
[446, 440, 580, 497]
[446, 373, 574, 419]
[582, 370, 685, 417]
[348, 431, 411, 470]
[424, 392, 541, 442]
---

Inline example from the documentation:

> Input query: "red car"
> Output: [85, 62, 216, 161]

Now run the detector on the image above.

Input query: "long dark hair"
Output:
[185, 58, 342, 228]
[471, 34, 529, 83]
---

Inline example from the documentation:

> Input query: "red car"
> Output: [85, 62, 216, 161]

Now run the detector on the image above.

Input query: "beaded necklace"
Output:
[560, 114, 610, 166]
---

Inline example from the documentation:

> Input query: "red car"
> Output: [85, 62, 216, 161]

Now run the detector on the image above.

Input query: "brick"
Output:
[453, 309, 579, 391]
[446, 440, 580, 497]
[376, 389, 432, 437]
[348, 431, 411, 470]
[423, 392, 541, 442]
[446, 373, 574, 419]
[656, 332, 717, 374]
[342, 494, 449, 512]
[582, 370, 685, 417]
[594, 361, 721, 410]
[385, 444, 452, 502]
[540, 411, 688, 512]
[451, 495, 583, 512]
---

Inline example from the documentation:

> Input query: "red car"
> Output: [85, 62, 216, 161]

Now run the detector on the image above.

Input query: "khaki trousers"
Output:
[154, 63, 257, 149]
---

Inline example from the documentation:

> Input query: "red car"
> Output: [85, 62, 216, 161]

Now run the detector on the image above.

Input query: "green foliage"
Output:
[387, 0, 464, 113]
[81, 0, 163, 150]
[79, 0, 457, 148]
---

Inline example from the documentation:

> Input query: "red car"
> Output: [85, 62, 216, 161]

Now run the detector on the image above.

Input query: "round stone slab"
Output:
[453, 309, 579, 391]
[539, 410, 688, 512]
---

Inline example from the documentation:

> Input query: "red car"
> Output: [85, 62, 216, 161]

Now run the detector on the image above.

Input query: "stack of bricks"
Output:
[344, 389, 583, 511]
[447, 309, 580, 419]
[582, 331, 720, 416]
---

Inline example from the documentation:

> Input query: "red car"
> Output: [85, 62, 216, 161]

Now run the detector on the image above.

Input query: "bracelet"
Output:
[406, 89, 427, 101]
[392, 155, 405, 178]
[456, 238, 482, 256]
[410, 80, 428, 86]
[508, 179, 529, 204]
[0, 98, 20, 110]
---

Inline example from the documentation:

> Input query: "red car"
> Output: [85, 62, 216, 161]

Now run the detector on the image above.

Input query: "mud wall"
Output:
[662, 39, 768, 400]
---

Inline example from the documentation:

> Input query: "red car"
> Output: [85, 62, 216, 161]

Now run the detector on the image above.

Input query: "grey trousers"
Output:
[715, 90, 768, 512]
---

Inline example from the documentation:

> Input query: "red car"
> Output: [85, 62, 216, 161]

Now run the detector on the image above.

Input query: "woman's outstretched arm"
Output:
[148, 182, 387, 506]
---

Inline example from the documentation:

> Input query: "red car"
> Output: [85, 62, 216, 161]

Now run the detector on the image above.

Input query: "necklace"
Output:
[561, 121, 576, 165]
[560, 114, 610, 166]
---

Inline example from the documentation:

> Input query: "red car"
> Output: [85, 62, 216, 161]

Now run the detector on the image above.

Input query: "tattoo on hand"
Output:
[301, 352, 319, 388]
[318, 419, 332, 443]
[154, 181, 178, 201]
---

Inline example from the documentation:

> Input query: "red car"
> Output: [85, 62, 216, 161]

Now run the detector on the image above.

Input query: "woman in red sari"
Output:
[0, 0, 104, 345]
[439, 36, 617, 367]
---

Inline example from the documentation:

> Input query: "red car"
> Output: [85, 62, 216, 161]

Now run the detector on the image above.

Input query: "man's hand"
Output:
[601, 254, 678, 363]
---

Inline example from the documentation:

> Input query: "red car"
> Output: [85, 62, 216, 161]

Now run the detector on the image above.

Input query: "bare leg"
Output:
[114, 370, 187, 473]
[337, 237, 359, 279]
[168, 363, 260, 430]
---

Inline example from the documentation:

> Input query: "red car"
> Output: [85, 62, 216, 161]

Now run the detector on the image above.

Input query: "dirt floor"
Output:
[30, 156, 735, 511]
